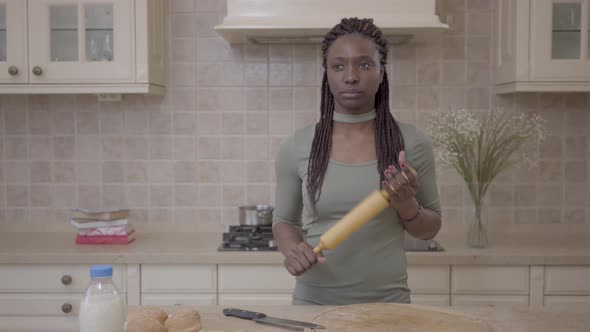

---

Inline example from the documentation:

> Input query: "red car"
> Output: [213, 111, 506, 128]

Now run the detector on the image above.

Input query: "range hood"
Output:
[215, 0, 448, 45]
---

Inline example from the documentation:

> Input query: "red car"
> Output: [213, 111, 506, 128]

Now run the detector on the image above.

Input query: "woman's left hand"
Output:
[382, 151, 419, 212]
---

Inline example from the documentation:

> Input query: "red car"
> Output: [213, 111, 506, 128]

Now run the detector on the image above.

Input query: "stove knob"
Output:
[428, 241, 437, 251]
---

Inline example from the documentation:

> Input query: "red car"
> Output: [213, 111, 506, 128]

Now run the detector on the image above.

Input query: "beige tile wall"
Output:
[0, 0, 589, 229]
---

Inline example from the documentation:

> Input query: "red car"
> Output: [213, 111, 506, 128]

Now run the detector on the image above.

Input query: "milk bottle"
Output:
[79, 265, 126, 332]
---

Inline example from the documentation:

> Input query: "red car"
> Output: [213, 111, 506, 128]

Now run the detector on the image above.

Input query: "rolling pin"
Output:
[313, 190, 390, 254]
[312, 165, 417, 255]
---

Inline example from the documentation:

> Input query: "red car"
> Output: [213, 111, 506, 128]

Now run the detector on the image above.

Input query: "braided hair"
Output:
[306, 17, 405, 215]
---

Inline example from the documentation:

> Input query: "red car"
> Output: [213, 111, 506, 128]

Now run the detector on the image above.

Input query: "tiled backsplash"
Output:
[0, 0, 588, 229]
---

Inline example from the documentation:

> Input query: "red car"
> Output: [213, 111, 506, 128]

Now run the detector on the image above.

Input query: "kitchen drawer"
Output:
[410, 294, 450, 307]
[544, 296, 590, 309]
[407, 265, 450, 294]
[544, 266, 590, 295]
[451, 295, 529, 307]
[0, 293, 123, 316]
[218, 264, 295, 293]
[141, 264, 216, 293]
[0, 317, 78, 332]
[141, 293, 217, 306]
[0, 264, 125, 292]
[219, 293, 293, 305]
[451, 265, 529, 295]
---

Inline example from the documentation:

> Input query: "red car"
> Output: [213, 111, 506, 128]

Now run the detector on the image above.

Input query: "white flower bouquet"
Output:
[428, 108, 546, 247]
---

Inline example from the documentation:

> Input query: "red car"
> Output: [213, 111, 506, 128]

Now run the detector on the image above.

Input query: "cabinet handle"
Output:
[61, 275, 72, 285]
[32, 66, 43, 76]
[61, 303, 72, 314]
[8, 65, 19, 76]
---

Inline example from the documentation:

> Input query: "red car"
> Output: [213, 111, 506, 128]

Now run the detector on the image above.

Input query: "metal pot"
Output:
[239, 205, 274, 226]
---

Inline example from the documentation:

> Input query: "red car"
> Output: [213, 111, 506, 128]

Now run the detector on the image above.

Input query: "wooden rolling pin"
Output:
[313, 190, 390, 254]
[312, 165, 417, 255]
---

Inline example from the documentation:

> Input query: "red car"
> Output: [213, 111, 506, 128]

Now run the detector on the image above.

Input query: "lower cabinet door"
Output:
[219, 293, 293, 305]
[218, 265, 295, 294]
[141, 264, 217, 293]
[544, 266, 590, 295]
[0, 316, 78, 332]
[410, 294, 450, 306]
[0, 264, 126, 292]
[407, 265, 450, 295]
[451, 266, 529, 295]
[451, 295, 529, 307]
[544, 296, 590, 309]
[0, 293, 87, 316]
[141, 293, 217, 306]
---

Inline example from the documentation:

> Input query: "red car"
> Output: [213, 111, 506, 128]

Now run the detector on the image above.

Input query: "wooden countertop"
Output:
[1, 227, 590, 265]
[4, 305, 586, 332]
[192, 305, 590, 332]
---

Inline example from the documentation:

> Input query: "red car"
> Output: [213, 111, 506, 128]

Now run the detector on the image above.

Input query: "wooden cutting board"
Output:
[306, 303, 496, 331]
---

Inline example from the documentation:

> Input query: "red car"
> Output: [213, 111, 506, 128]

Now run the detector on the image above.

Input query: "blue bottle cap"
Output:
[90, 265, 113, 278]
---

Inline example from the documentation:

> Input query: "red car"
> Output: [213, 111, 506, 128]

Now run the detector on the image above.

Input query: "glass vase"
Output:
[467, 199, 488, 248]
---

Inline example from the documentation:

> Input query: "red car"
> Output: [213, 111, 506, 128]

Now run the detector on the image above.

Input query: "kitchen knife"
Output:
[223, 308, 326, 330]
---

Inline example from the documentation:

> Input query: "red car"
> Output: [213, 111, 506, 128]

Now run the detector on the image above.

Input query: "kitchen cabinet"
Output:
[2, 262, 589, 331]
[215, 264, 452, 306]
[450, 265, 530, 308]
[0, 0, 27, 84]
[219, 294, 295, 305]
[407, 265, 450, 306]
[140, 264, 217, 305]
[218, 264, 295, 305]
[0, 0, 165, 94]
[543, 266, 590, 309]
[0, 264, 126, 331]
[451, 295, 530, 307]
[495, 0, 590, 93]
[544, 266, 590, 295]
[451, 265, 530, 295]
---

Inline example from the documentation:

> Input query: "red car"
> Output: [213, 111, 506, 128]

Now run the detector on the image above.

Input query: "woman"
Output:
[272, 18, 442, 305]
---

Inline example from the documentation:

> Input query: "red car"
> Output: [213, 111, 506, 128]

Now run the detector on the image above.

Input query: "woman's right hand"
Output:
[283, 242, 326, 276]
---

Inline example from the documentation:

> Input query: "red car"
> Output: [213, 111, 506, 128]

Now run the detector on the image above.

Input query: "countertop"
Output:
[1, 228, 589, 265]
[193, 305, 590, 332]
[4, 305, 588, 332]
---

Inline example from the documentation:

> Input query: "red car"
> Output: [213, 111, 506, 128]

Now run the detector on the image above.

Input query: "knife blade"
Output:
[223, 308, 326, 330]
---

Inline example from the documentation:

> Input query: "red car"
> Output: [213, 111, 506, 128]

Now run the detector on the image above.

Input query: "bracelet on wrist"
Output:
[398, 202, 422, 223]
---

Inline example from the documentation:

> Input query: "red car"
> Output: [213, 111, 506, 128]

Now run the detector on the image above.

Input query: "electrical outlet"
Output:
[97, 93, 123, 102]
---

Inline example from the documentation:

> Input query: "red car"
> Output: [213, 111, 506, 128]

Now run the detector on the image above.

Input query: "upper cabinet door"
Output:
[0, 0, 28, 83]
[531, 0, 590, 80]
[27, 0, 133, 83]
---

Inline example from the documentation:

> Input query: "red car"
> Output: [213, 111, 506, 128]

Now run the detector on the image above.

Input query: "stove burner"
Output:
[218, 225, 278, 251]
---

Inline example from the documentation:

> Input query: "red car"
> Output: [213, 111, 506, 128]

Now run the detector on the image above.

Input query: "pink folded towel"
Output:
[75, 230, 135, 245]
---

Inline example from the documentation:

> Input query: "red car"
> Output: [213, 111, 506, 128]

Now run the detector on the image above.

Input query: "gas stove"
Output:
[217, 225, 444, 252]
[218, 225, 278, 251]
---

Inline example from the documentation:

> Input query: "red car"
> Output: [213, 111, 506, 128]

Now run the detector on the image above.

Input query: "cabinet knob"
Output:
[61, 275, 72, 285]
[61, 303, 72, 314]
[8, 65, 19, 76]
[32, 66, 43, 76]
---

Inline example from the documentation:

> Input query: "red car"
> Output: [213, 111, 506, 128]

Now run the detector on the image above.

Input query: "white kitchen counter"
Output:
[0, 227, 589, 265]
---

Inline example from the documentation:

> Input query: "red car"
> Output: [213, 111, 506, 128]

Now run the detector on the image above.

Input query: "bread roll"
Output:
[125, 311, 166, 332]
[135, 306, 168, 325]
[165, 308, 201, 332]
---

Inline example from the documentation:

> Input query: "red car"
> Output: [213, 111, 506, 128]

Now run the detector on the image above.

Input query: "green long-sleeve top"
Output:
[273, 122, 442, 305]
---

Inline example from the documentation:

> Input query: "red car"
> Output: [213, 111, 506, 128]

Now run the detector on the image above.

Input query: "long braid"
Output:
[375, 71, 404, 182]
[306, 17, 405, 215]
[307, 71, 334, 211]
